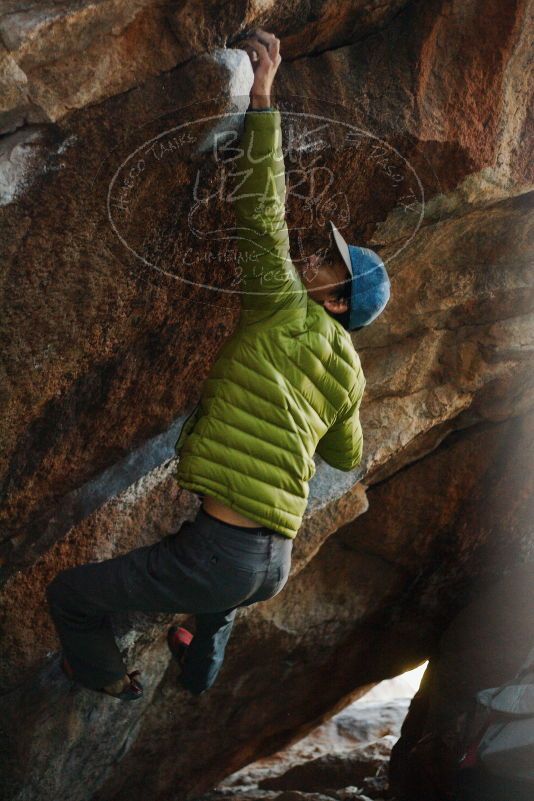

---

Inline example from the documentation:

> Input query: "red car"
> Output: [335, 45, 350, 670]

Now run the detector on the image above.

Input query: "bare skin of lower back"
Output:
[201, 494, 263, 527]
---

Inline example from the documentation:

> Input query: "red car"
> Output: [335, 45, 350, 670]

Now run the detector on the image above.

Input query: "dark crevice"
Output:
[367, 415, 519, 493]
[274, 0, 418, 62]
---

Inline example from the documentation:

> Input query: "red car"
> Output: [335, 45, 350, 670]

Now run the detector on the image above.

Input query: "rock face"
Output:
[0, 1, 533, 800]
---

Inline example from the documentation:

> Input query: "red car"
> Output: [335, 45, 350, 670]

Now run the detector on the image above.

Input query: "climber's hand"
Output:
[238, 29, 281, 109]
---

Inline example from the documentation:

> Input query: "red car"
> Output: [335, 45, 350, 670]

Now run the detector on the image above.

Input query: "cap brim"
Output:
[329, 220, 353, 276]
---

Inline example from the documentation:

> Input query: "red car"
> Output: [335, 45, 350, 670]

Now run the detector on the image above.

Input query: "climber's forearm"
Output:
[234, 110, 286, 239]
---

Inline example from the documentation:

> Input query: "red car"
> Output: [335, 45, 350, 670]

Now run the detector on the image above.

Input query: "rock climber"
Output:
[46, 28, 390, 701]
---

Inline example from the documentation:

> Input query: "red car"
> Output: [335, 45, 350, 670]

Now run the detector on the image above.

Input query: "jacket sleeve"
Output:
[233, 109, 305, 324]
[315, 379, 365, 471]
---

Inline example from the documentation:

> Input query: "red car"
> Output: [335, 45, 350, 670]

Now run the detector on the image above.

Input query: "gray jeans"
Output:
[46, 506, 293, 694]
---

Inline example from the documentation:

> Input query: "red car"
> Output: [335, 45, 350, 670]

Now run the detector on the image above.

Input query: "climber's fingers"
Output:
[252, 28, 280, 55]
[240, 38, 271, 68]
[251, 29, 281, 66]
[240, 40, 261, 69]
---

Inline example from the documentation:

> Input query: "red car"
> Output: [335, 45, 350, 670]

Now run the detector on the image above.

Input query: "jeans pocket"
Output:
[206, 546, 260, 578]
[204, 531, 266, 577]
[205, 544, 262, 608]
[171, 524, 214, 572]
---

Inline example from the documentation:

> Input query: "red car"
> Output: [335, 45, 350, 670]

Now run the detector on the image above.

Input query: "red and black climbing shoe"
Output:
[167, 625, 193, 669]
[60, 654, 143, 700]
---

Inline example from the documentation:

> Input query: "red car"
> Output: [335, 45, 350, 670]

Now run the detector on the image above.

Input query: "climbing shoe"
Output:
[60, 655, 144, 700]
[167, 625, 193, 669]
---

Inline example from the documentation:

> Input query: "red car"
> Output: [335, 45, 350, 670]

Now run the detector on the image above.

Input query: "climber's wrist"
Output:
[249, 93, 272, 110]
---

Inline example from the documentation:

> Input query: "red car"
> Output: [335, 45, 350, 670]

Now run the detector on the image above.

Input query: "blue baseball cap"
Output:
[329, 220, 391, 330]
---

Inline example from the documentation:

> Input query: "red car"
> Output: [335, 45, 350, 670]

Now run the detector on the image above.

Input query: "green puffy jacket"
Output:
[174, 109, 365, 539]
